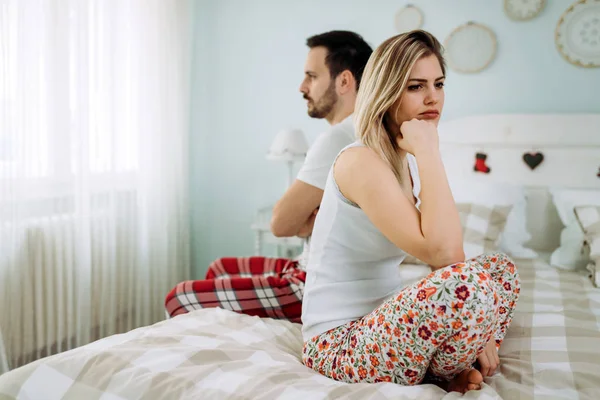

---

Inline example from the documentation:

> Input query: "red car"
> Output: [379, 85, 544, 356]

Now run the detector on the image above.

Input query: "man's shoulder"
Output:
[327, 116, 355, 139]
[297, 117, 356, 188]
[313, 117, 355, 148]
[310, 131, 353, 158]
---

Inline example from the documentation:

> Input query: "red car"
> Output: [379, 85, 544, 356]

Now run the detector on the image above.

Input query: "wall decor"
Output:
[555, 0, 600, 68]
[474, 152, 492, 173]
[523, 152, 545, 170]
[504, 0, 546, 21]
[444, 22, 497, 73]
[394, 4, 424, 33]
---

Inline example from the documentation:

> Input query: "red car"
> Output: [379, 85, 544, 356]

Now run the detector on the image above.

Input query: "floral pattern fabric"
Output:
[302, 252, 520, 385]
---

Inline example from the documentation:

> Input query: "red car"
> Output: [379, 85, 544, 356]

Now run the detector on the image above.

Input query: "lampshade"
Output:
[267, 128, 309, 161]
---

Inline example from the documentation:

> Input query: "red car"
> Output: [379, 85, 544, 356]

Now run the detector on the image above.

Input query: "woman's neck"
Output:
[396, 148, 409, 159]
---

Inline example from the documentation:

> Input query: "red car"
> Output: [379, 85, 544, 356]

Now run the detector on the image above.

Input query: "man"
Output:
[165, 31, 373, 323]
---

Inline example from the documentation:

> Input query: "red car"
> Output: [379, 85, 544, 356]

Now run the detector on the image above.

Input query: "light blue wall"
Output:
[190, 0, 599, 277]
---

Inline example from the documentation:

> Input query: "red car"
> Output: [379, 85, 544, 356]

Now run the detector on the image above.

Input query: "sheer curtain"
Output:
[0, 0, 191, 372]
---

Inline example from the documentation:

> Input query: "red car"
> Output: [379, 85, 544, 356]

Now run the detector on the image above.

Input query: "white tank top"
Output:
[301, 142, 422, 341]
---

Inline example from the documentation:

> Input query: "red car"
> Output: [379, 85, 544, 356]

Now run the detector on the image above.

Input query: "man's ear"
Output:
[336, 70, 356, 95]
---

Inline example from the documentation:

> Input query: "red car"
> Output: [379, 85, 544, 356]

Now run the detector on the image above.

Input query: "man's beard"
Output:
[305, 81, 337, 119]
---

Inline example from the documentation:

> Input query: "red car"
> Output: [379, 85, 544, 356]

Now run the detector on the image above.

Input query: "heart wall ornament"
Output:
[523, 152, 544, 170]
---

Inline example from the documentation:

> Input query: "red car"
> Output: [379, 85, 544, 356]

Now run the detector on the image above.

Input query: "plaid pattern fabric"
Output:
[404, 203, 512, 265]
[575, 206, 600, 286]
[164, 256, 305, 323]
[492, 258, 600, 399]
[458, 203, 512, 259]
[1, 258, 600, 399]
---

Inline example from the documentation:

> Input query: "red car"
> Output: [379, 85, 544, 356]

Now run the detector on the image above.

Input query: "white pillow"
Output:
[549, 221, 588, 270]
[499, 194, 538, 258]
[448, 177, 538, 259]
[549, 188, 600, 270]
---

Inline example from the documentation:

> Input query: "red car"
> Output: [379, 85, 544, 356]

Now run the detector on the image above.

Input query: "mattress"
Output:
[0, 258, 599, 400]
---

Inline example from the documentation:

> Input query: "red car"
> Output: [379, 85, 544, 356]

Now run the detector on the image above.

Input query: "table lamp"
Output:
[267, 128, 309, 187]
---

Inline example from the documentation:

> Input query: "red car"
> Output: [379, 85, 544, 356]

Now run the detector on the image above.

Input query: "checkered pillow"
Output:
[574, 206, 600, 286]
[458, 203, 513, 259]
[404, 203, 513, 265]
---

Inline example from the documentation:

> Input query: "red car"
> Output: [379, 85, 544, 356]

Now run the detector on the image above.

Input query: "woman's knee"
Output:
[439, 264, 496, 306]
[490, 252, 515, 267]
[491, 252, 520, 283]
[473, 253, 521, 305]
[472, 252, 519, 279]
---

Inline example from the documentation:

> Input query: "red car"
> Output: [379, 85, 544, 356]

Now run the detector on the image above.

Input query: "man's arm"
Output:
[270, 122, 353, 238]
[270, 180, 323, 237]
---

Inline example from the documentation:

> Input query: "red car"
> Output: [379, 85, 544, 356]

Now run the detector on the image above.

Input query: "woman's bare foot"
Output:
[446, 369, 484, 394]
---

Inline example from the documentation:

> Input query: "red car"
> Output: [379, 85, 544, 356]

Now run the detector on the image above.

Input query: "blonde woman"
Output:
[300, 30, 520, 394]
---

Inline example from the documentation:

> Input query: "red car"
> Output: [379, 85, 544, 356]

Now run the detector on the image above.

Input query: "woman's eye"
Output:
[436, 82, 445, 88]
[407, 85, 421, 91]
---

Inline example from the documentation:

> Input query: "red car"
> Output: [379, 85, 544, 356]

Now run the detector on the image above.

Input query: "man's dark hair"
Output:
[306, 30, 373, 90]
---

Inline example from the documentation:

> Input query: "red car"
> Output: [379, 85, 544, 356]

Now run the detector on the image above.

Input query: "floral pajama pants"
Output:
[302, 252, 520, 385]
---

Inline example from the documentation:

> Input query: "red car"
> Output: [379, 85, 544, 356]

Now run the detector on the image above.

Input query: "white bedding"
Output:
[1, 258, 600, 400]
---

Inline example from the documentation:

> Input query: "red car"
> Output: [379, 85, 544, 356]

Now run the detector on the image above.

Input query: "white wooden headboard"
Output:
[438, 113, 600, 251]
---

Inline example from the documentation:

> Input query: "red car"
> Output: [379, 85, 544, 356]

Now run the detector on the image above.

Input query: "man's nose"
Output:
[299, 80, 308, 94]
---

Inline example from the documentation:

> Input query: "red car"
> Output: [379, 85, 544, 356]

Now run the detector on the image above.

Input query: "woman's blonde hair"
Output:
[354, 30, 445, 184]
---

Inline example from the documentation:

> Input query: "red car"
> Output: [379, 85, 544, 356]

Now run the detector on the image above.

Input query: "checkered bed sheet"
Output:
[1, 258, 599, 400]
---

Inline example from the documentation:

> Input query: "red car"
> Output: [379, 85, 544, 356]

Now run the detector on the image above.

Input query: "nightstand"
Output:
[251, 205, 304, 258]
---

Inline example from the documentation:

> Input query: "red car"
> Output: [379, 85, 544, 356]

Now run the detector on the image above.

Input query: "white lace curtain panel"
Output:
[0, 0, 191, 372]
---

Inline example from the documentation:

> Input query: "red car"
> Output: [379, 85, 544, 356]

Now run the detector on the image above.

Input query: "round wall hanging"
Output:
[504, 0, 546, 21]
[444, 22, 497, 73]
[555, 0, 600, 68]
[394, 5, 424, 33]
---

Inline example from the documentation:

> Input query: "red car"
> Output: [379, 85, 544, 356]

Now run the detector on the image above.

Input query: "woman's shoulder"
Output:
[334, 145, 397, 194]
[335, 144, 385, 174]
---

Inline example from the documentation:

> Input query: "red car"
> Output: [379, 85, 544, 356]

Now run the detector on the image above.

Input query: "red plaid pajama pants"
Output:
[164, 256, 306, 323]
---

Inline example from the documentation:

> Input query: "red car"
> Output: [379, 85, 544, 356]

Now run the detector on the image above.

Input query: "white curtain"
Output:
[0, 0, 191, 372]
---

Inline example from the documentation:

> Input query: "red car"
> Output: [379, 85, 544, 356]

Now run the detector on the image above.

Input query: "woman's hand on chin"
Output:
[396, 118, 439, 156]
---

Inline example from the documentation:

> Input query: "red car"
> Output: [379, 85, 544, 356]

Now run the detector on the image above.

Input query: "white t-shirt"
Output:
[295, 115, 355, 269]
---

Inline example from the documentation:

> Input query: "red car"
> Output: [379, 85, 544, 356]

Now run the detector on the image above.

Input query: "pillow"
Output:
[549, 222, 589, 270]
[552, 189, 600, 227]
[498, 193, 538, 258]
[550, 188, 600, 270]
[458, 203, 513, 259]
[449, 178, 537, 259]
[403, 203, 513, 264]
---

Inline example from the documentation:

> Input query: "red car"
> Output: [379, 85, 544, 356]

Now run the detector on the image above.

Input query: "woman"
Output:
[300, 30, 520, 394]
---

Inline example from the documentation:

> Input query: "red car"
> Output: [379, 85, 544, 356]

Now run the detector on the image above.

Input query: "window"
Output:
[0, 2, 139, 184]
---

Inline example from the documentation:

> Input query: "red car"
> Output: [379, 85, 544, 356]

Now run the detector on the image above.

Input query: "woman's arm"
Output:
[413, 147, 465, 268]
[335, 121, 464, 269]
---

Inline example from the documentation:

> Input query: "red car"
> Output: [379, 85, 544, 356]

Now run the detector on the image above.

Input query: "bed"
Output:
[1, 114, 599, 399]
